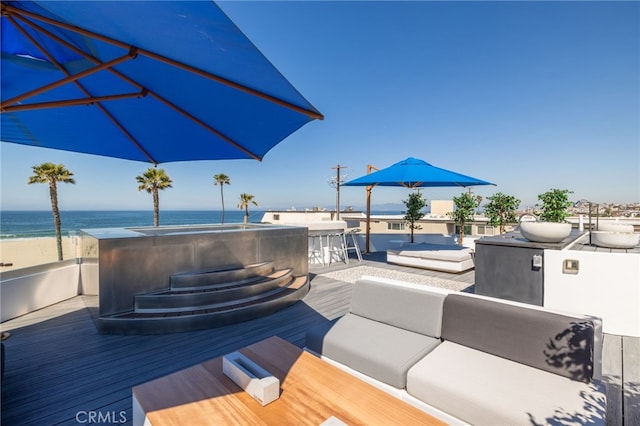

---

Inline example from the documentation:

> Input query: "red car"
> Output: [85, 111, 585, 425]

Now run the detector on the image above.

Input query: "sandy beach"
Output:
[0, 236, 78, 271]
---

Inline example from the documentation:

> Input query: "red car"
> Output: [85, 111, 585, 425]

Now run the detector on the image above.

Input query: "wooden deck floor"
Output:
[1, 256, 638, 425]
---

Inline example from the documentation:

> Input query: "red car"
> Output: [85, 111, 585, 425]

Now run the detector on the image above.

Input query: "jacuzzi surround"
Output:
[81, 223, 309, 334]
[126, 224, 258, 236]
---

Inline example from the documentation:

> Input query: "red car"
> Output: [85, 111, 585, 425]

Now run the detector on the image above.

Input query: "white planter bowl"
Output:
[598, 222, 634, 233]
[591, 231, 639, 249]
[519, 221, 572, 243]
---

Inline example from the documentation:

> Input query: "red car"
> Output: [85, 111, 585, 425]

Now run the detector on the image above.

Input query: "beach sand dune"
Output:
[0, 237, 77, 271]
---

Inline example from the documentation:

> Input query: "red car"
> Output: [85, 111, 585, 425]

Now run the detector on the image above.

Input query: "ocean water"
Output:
[0, 209, 406, 239]
[0, 210, 264, 239]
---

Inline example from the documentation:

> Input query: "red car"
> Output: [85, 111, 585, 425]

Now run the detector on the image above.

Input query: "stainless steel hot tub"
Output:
[81, 223, 309, 334]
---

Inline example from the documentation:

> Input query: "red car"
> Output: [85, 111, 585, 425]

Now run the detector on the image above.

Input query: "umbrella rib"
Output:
[2, 4, 324, 121]
[105, 70, 261, 160]
[148, 91, 261, 161]
[143, 50, 324, 121]
[3, 92, 148, 112]
[1, 49, 137, 109]
[2, 13, 158, 164]
[6, 7, 264, 161]
[3, 15, 146, 109]
[93, 99, 158, 164]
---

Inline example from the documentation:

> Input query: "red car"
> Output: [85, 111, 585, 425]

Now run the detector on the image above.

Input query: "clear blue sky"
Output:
[1, 1, 638, 211]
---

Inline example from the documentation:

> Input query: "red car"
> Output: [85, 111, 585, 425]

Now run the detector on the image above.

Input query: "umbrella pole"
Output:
[366, 186, 372, 253]
[364, 165, 379, 253]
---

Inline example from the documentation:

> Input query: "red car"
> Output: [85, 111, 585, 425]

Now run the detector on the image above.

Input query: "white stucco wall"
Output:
[544, 250, 640, 337]
[80, 262, 99, 295]
[1, 263, 80, 322]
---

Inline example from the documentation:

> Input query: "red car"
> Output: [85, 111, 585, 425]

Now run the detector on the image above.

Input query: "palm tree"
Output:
[237, 193, 258, 224]
[136, 167, 173, 227]
[28, 163, 75, 261]
[213, 173, 231, 224]
[475, 195, 483, 215]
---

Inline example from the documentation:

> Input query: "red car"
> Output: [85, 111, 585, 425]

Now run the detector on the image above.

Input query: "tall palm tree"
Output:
[237, 193, 258, 224]
[213, 173, 231, 224]
[136, 167, 173, 227]
[28, 163, 75, 261]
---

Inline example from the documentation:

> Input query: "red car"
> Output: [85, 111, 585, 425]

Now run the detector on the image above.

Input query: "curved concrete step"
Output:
[170, 261, 274, 289]
[135, 269, 293, 311]
[97, 276, 310, 334]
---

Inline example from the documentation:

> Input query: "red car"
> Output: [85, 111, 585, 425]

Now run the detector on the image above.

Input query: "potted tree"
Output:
[484, 192, 521, 234]
[403, 191, 426, 243]
[519, 188, 573, 243]
[449, 192, 478, 245]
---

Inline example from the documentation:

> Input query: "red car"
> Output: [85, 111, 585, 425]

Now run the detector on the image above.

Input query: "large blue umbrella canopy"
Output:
[343, 157, 494, 188]
[0, 1, 323, 164]
[343, 157, 494, 252]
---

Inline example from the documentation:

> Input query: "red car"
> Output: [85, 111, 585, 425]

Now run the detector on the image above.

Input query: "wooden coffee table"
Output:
[133, 336, 445, 425]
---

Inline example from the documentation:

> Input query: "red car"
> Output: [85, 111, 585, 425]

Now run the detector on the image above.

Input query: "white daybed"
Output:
[387, 243, 474, 273]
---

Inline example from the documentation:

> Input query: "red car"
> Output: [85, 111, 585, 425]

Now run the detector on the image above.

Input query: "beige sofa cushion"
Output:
[406, 341, 606, 426]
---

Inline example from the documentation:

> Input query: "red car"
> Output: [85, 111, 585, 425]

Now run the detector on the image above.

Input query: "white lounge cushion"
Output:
[406, 341, 606, 426]
[388, 243, 472, 262]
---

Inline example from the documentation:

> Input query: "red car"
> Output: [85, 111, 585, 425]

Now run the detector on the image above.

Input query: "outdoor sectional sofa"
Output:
[387, 243, 475, 273]
[305, 276, 606, 425]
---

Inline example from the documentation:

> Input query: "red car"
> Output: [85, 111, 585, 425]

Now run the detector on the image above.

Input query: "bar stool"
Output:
[345, 228, 363, 262]
[326, 231, 348, 265]
[308, 233, 325, 266]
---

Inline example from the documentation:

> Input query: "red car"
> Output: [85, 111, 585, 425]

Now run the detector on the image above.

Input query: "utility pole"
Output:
[331, 165, 347, 220]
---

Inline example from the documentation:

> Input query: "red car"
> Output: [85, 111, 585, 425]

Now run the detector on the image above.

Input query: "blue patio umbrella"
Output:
[343, 157, 494, 251]
[343, 157, 494, 188]
[0, 1, 323, 164]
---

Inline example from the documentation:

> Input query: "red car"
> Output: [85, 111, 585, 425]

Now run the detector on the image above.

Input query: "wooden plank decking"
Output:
[1, 275, 351, 426]
[1, 255, 637, 425]
[602, 334, 640, 426]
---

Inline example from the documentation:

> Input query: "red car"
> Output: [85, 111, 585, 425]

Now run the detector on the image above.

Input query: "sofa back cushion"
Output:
[441, 293, 601, 383]
[350, 277, 449, 338]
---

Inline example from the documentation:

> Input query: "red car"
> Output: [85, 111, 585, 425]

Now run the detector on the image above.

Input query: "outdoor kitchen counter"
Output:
[475, 230, 587, 250]
[474, 230, 586, 306]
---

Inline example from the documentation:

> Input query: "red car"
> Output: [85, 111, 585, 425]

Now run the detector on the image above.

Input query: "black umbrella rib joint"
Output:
[1, 2, 323, 163]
